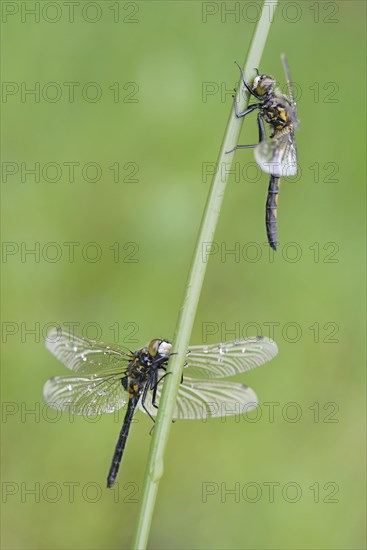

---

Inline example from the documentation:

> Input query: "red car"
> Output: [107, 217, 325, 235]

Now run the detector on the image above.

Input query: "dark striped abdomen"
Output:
[266, 175, 280, 251]
[107, 395, 138, 488]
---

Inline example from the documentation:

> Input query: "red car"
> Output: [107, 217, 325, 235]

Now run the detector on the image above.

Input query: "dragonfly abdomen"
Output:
[266, 175, 280, 251]
[107, 394, 139, 488]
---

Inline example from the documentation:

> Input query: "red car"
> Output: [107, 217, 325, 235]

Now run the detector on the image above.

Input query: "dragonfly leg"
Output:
[141, 382, 156, 423]
[228, 112, 265, 154]
[226, 143, 257, 154]
[234, 61, 263, 100]
[257, 112, 266, 142]
[151, 372, 172, 408]
[233, 100, 262, 120]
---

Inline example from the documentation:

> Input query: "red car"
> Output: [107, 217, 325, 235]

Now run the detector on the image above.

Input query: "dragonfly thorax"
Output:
[261, 95, 294, 133]
[127, 339, 171, 382]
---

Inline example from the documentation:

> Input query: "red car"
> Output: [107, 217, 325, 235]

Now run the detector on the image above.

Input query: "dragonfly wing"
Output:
[281, 53, 299, 126]
[183, 336, 278, 379]
[45, 328, 131, 374]
[138, 378, 258, 420]
[43, 373, 127, 415]
[255, 134, 297, 177]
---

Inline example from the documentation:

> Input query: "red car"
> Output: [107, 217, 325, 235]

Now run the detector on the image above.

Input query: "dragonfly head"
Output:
[253, 74, 276, 97]
[148, 339, 172, 358]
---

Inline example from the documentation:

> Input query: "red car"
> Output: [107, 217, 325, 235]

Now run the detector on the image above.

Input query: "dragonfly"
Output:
[44, 328, 278, 487]
[227, 53, 299, 251]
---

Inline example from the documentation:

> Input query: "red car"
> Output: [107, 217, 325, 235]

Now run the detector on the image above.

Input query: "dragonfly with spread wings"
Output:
[227, 54, 299, 251]
[44, 329, 278, 487]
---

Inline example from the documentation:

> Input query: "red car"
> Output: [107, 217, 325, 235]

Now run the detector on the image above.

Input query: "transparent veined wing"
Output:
[183, 336, 278, 379]
[138, 377, 258, 420]
[281, 53, 299, 128]
[255, 133, 297, 177]
[43, 372, 127, 416]
[45, 328, 132, 375]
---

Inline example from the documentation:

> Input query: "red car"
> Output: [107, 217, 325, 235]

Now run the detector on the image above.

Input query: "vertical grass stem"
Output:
[131, 2, 278, 546]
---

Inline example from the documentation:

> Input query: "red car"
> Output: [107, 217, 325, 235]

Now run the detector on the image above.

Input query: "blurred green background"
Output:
[1, 1, 366, 548]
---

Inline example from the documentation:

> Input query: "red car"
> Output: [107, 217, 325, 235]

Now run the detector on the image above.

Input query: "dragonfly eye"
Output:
[148, 339, 161, 357]
[148, 339, 171, 357]
[158, 340, 172, 357]
[253, 75, 261, 89]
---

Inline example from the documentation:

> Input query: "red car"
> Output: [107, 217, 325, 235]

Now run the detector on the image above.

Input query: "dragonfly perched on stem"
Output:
[227, 54, 299, 251]
[44, 329, 278, 487]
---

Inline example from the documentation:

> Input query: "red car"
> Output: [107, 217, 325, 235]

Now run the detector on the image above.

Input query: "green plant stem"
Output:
[131, 2, 278, 547]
